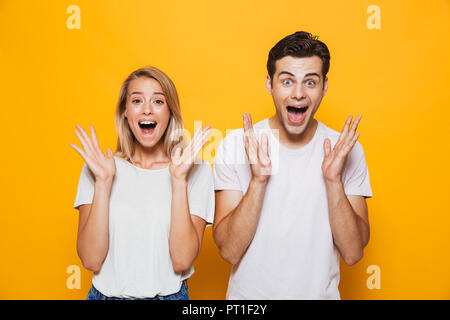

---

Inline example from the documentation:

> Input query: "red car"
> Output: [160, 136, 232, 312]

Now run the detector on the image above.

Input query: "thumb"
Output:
[107, 147, 113, 157]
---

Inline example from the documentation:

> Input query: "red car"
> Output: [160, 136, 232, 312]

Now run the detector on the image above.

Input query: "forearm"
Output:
[169, 179, 199, 273]
[214, 179, 268, 265]
[325, 179, 366, 265]
[77, 181, 111, 271]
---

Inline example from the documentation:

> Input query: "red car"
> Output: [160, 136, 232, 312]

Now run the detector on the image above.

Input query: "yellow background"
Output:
[0, 0, 449, 299]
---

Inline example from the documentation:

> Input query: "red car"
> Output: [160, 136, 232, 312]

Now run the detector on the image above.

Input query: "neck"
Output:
[268, 116, 318, 149]
[131, 141, 170, 169]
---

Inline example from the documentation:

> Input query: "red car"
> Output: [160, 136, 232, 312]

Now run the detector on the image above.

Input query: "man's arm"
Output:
[213, 178, 268, 265]
[213, 113, 271, 265]
[325, 181, 370, 265]
[322, 115, 370, 266]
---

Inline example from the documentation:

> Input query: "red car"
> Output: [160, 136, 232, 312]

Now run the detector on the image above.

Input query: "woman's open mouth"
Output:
[138, 120, 157, 135]
[286, 106, 308, 124]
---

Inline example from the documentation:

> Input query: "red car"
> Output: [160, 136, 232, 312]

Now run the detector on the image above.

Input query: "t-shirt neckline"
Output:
[264, 118, 322, 155]
[116, 156, 170, 173]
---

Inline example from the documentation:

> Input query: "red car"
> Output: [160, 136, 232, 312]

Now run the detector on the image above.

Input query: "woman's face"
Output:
[124, 76, 171, 150]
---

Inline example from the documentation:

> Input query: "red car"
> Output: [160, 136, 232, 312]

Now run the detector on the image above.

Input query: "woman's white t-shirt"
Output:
[73, 156, 215, 298]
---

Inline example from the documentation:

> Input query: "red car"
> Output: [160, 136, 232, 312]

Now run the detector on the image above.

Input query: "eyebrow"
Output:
[128, 91, 165, 96]
[278, 71, 321, 79]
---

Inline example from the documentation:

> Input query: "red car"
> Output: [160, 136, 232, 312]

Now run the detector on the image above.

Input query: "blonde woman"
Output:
[70, 66, 214, 300]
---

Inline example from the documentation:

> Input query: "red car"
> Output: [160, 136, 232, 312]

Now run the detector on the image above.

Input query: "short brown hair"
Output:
[267, 31, 331, 82]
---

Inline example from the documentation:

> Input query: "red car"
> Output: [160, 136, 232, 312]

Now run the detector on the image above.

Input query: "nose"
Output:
[142, 99, 153, 115]
[291, 82, 306, 100]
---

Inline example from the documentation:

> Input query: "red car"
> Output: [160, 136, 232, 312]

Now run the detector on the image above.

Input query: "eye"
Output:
[132, 98, 144, 104]
[306, 80, 316, 86]
[130, 95, 145, 105]
[153, 99, 165, 105]
[283, 79, 293, 86]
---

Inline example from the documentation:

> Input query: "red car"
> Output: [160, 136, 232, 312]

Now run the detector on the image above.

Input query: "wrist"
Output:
[250, 176, 269, 188]
[171, 176, 188, 188]
[324, 177, 344, 188]
[94, 179, 113, 193]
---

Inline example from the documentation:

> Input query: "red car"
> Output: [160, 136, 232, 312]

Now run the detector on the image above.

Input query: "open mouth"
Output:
[286, 106, 308, 124]
[138, 120, 157, 135]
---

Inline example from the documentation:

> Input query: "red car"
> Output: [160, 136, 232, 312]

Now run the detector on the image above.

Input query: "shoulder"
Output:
[188, 159, 213, 183]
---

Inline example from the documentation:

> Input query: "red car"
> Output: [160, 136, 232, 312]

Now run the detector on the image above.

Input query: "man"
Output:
[212, 31, 372, 299]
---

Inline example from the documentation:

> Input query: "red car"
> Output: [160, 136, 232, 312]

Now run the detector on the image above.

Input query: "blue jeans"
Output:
[86, 280, 189, 300]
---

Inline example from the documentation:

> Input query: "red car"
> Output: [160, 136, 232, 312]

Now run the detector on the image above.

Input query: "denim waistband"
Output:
[88, 280, 188, 300]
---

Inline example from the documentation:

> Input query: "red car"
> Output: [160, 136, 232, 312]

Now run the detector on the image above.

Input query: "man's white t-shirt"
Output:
[73, 156, 215, 298]
[213, 118, 372, 300]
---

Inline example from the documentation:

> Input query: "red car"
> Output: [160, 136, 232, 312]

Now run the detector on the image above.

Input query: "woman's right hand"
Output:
[70, 125, 116, 183]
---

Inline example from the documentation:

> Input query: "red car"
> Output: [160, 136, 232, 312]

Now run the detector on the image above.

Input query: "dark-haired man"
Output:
[212, 31, 372, 299]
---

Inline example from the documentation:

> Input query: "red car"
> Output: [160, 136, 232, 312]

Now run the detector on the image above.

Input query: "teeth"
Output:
[139, 121, 156, 125]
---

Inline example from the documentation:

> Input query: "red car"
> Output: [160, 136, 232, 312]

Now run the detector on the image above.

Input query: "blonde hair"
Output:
[114, 66, 185, 161]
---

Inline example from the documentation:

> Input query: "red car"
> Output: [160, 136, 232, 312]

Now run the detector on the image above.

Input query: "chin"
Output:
[283, 116, 310, 136]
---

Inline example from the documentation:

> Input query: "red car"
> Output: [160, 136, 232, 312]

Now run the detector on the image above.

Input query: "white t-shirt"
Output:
[213, 118, 372, 300]
[73, 156, 215, 298]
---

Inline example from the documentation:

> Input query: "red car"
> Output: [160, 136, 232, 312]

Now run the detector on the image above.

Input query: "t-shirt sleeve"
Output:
[213, 134, 242, 191]
[73, 164, 95, 210]
[187, 161, 215, 225]
[342, 141, 373, 198]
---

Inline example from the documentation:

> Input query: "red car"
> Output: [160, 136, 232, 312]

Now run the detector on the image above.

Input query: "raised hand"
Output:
[243, 113, 271, 183]
[70, 125, 116, 183]
[169, 125, 211, 182]
[322, 115, 362, 183]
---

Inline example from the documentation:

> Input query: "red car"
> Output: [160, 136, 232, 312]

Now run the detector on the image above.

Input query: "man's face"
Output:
[266, 55, 328, 136]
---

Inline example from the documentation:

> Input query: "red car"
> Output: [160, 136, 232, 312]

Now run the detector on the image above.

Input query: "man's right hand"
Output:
[242, 113, 271, 184]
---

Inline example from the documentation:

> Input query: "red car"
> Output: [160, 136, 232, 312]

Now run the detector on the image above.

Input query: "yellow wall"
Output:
[0, 0, 449, 299]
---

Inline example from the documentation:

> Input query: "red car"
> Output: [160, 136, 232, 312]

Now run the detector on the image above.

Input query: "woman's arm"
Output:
[71, 125, 116, 272]
[169, 178, 206, 273]
[168, 125, 211, 273]
[76, 179, 113, 272]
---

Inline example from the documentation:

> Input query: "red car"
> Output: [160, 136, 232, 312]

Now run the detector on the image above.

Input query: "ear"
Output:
[323, 76, 328, 96]
[265, 75, 272, 94]
[124, 109, 128, 119]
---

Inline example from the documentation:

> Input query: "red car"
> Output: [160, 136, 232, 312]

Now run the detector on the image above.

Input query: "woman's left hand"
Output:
[169, 125, 211, 182]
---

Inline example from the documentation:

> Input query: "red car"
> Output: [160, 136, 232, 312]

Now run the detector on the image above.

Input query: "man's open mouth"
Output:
[286, 106, 308, 124]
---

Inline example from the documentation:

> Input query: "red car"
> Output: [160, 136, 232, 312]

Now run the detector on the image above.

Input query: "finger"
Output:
[323, 138, 331, 157]
[106, 147, 115, 159]
[188, 125, 205, 153]
[349, 132, 360, 148]
[74, 128, 93, 156]
[245, 114, 258, 143]
[70, 143, 88, 162]
[351, 115, 362, 133]
[337, 115, 353, 144]
[172, 147, 183, 165]
[76, 125, 96, 157]
[344, 115, 362, 145]
[192, 127, 211, 158]
[70, 143, 101, 174]
[259, 133, 270, 165]
[243, 113, 250, 132]
[243, 131, 257, 164]
[243, 132, 249, 153]
[90, 125, 104, 158]
[193, 125, 203, 139]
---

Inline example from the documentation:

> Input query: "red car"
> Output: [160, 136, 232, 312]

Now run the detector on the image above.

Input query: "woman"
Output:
[70, 66, 214, 300]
